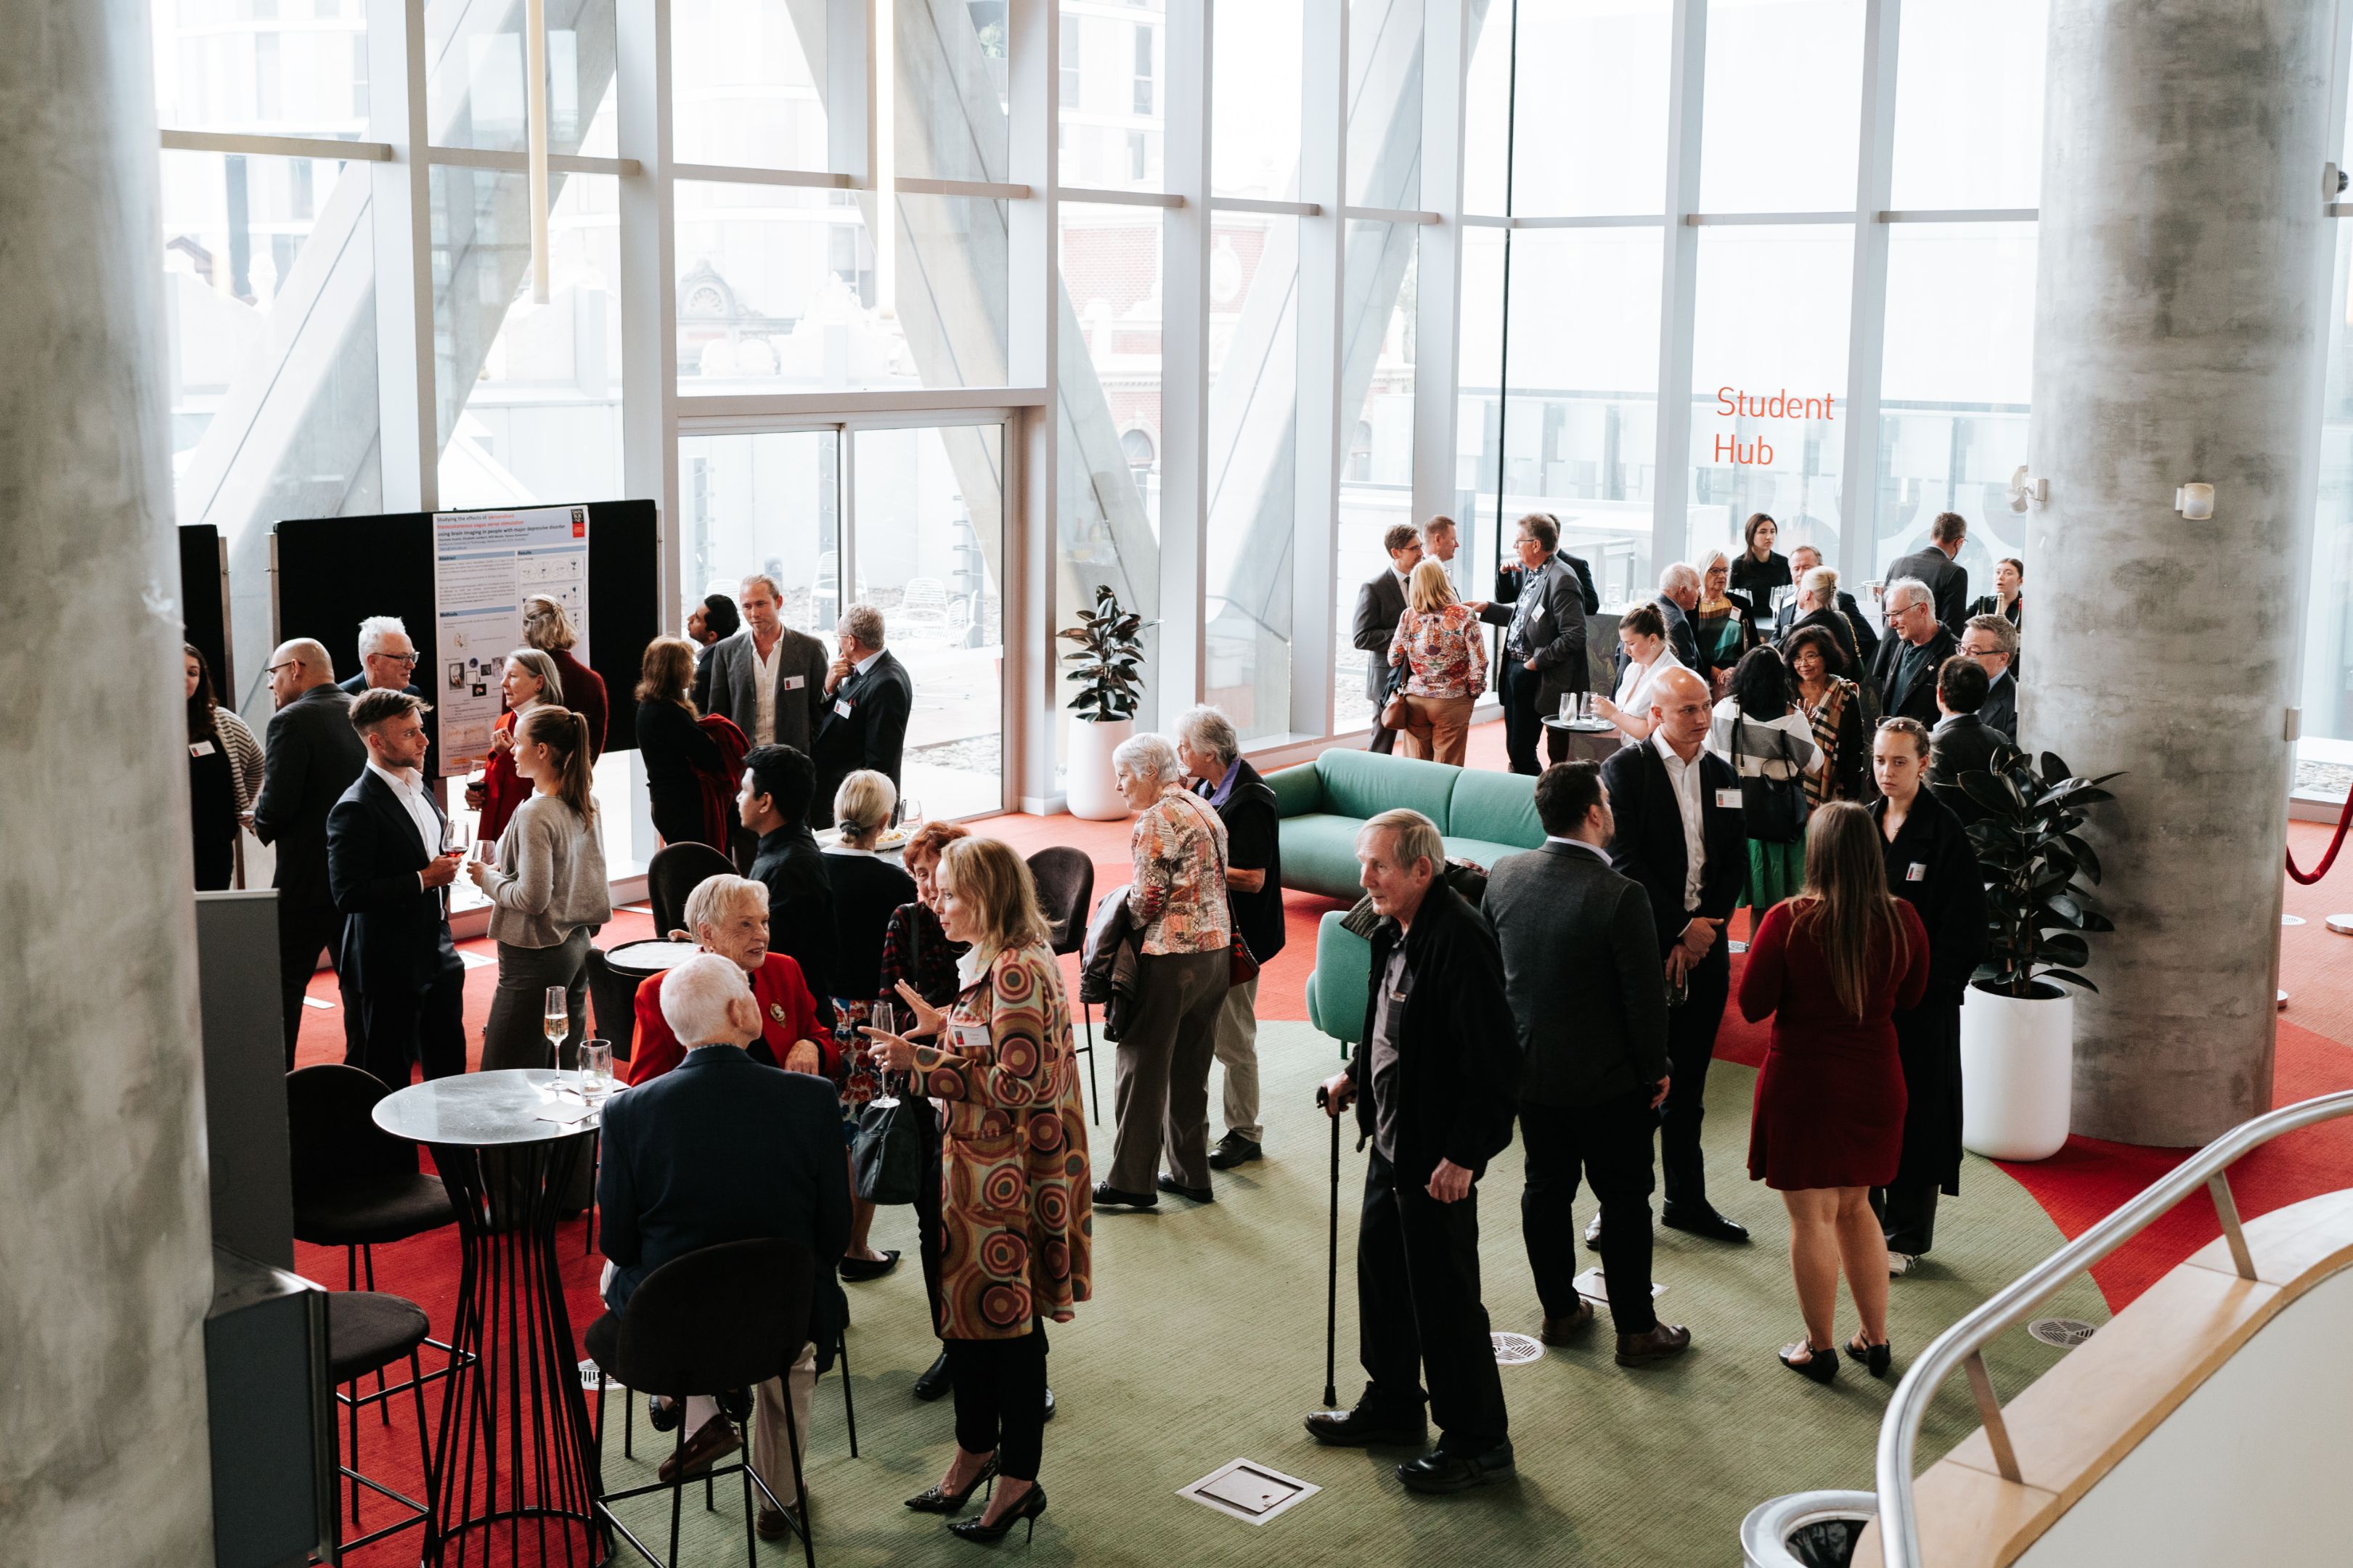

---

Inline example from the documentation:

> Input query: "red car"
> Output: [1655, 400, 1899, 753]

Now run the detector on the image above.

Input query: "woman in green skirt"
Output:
[1705, 646, 1825, 912]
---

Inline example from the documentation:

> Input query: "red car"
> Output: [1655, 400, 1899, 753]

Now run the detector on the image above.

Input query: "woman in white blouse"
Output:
[1705, 645, 1824, 913]
[1593, 600, 1684, 742]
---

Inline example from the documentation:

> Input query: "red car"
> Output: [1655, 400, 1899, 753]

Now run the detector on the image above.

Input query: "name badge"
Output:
[1714, 788, 1742, 809]
[833, 698, 855, 719]
[782, 674, 805, 690]
[1907, 862, 1928, 883]
[189, 740, 217, 758]
[950, 1020, 990, 1054]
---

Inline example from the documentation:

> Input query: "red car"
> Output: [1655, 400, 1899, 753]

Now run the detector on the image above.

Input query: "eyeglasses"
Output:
[374, 651, 422, 666]
[266, 661, 300, 677]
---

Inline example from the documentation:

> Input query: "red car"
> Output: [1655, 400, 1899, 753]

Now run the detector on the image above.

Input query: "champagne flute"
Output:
[544, 986, 571, 1076]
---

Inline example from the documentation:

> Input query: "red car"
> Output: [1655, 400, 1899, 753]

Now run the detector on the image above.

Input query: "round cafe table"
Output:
[375, 1069, 610, 1567]
[1542, 716, 1627, 766]
[602, 938, 702, 985]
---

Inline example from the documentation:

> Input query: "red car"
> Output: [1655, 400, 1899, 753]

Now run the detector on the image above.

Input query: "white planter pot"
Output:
[1065, 717, 1135, 821]
[1959, 982, 2074, 1161]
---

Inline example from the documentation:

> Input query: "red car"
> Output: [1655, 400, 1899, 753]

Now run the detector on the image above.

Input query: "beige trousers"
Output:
[1398, 694, 1476, 765]
[1213, 979, 1262, 1143]
[748, 1342, 820, 1506]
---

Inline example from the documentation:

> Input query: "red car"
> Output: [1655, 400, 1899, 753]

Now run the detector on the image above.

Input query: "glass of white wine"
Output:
[581, 1040, 613, 1099]
[543, 986, 570, 1077]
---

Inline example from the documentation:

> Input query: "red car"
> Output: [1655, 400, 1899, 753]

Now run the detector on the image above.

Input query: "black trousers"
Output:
[1357, 1148, 1508, 1451]
[355, 949, 468, 1090]
[277, 895, 362, 1070]
[1660, 933, 1730, 1213]
[1869, 1183, 1940, 1257]
[916, 1101, 947, 1333]
[943, 1324, 1049, 1482]
[1496, 660, 1572, 777]
[1520, 1090, 1658, 1333]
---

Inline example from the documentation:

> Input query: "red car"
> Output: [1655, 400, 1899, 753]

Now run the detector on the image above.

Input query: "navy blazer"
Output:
[812, 649, 914, 798]
[598, 1045, 850, 1363]
[326, 769, 460, 993]
[1600, 738, 1747, 953]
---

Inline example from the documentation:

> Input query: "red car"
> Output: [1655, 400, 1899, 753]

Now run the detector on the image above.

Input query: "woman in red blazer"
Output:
[1737, 801, 1928, 1386]
[524, 595, 609, 759]
[467, 648, 564, 845]
[623, 873, 835, 1086]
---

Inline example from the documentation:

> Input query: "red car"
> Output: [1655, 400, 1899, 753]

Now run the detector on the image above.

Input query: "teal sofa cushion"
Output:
[1312, 748, 1461, 825]
[1265, 761, 1325, 817]
[1445, 767, 1543, 849]
[1282, 814, 1371, 902]
[1440, 836, 1536, 874]
[1305, 911, 1371, 1048]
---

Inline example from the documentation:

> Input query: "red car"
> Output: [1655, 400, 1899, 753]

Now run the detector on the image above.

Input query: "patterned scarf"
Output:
[1799, 678, 1855, 805]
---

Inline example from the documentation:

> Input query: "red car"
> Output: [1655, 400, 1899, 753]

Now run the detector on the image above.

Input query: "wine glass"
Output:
[544, 986, 570, 1076]
[900, 796, 923, 830]
[443, 814, 471, 859]
[581, 1040, 613, 1099]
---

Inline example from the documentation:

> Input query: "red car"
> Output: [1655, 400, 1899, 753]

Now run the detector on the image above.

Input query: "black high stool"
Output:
[621, 1321, 857, 1462]
[590, 1238, 820, 1568]
[320, 1290, 438, 1563]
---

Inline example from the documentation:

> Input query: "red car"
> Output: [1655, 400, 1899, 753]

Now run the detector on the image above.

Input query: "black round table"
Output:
[603, 938, 702, 984]
[375, 1069, 610, 1566]
[1542, 716, 1627, 765]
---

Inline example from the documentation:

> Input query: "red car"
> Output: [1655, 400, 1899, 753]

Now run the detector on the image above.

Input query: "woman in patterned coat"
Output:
[865, 835, 1092, 1543]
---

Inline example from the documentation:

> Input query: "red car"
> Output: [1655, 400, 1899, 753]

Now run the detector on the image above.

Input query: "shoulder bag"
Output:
[851, 910, 931, 1206]
[1174, 790, 1260, 989]
[1732, 714, 1810, 845]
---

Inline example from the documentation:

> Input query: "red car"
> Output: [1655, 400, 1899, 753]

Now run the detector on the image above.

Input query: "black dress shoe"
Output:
[913, 1351, 953, 1402]
[1304, 1402, 1427, 1447]
[840, 1249, 901, 1282]
[1208, 1133, 1263, 1169]
[1156, 1172, 1214, 1204]
[1396, 1441, 1517, 1494]
[1091, 1180, 1157, 1210]
[647, 1395, 685, 1433]
[714, 1385, 754, 1421]
[757, 1500, 805, 1541]
[905, 1452, 998, 1514]
[1661, 1204, 1750, 1244]
[1042, 1384, 1057, 1421]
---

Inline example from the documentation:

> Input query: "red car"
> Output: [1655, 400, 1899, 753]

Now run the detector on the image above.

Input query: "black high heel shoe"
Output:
[1844, 1336, 1893, 1379]
[906, 1453, 1000, 1514]
[947, 1484, 1048, 1544]
[1779, 1341, 1838, 1384]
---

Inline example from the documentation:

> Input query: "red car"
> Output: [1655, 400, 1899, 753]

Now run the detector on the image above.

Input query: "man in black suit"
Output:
[1928, 658, 2005, 828]
[337, 614, 436, 780]
[1485, 763, 1691, 1368]
[1351, 523, 1422, 754]
[1888, 511, 1972, 636]
[687, 592, 741, 715]
[1308, 809, 1519, 1495]
[1769, 546, 1880, 672]
[810, 604, 914, 828]
[598, 952, 849, 1536]
[1598, 666, 1749, 1244]
[1475, 513, 1590, 776]
[326, 690, 467, 1087]
[1960, 613, 2018, 740]
[1871, 579, 1960, 727]
[738, 743, 837, 1004]
[253, 638, 369, 1067]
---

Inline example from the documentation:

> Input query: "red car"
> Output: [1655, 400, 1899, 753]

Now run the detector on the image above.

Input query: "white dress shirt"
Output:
[368, 759, 442, 888]
[1546, 834, 1613, 865]
[852, 647, 884, 680]
[1652, 730, 1707, 915]
[751, 634, 782, 745]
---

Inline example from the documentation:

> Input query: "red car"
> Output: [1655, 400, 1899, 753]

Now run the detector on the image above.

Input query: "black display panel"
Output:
[179, 523, 230, 693]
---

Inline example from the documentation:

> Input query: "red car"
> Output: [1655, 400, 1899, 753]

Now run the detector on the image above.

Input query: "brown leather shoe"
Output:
[657, 1415, 741, 1485]
[1615, 1322, 1692, 1368]
[757, 1500, 804, 1542]
[1538, 1300, 1595, 1344]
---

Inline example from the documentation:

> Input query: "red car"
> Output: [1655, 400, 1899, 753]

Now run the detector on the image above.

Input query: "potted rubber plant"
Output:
[1954, 746, 2119, 1161]
[1059, 584, 1149, 820]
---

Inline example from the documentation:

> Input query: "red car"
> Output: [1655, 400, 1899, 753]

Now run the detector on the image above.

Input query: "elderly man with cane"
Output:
[1306, 809, 1520, 1495]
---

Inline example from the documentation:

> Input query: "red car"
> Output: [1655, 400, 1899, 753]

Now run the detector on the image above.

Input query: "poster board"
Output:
[431, 505, 593, 764]
[273, 499, 658, 775]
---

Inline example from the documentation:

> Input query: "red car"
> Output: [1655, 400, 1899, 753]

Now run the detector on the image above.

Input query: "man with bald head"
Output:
[253, 637, 369, 1065]
[1596, 666, 1750, 1244]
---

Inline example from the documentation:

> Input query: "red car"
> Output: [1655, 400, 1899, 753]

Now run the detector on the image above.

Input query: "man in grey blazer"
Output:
[1485, 761, 1691, 1367]
[703, 573, 830, 756]
[1475, 513, 1589, 775]
[1350, 524, 1422, 754]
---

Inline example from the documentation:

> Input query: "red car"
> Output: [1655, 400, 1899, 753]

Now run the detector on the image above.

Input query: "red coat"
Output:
[623, 951, 837, 1087]
[547, 648, 610, 760]
[476, 709, 529, 844]
[1738, 897, 1930, 1191]
[693, 712, 750, 852]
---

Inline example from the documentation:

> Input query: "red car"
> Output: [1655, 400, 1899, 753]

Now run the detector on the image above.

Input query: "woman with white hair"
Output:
[624, 873, 833, 1086]
[521, 593, 609, 759]
[823, 768, 918, 1282]
[1093, 731, 1232, 1210]
[1692, 549, 1758, 694]
[464, 645, 564, 844]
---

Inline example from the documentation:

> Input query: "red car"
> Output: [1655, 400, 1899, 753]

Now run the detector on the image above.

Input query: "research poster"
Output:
[431, 505, 590, 775]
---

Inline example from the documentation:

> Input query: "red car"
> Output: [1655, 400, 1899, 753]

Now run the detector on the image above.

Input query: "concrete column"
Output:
[0, 0, 219, 1559]
[2028, 0, 2335, 1145]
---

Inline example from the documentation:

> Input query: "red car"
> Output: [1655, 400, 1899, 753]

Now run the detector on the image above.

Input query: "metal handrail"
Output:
[1874, 1087, 2353, 1567]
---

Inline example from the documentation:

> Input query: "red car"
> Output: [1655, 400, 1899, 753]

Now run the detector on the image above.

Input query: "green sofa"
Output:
[1272, 750, 1547, 1047]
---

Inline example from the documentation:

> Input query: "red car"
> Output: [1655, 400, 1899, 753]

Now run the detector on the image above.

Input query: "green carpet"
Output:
[592, 1022, 2108, 1567]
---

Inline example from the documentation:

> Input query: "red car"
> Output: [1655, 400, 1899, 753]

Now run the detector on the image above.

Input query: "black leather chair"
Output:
[288, 1066, 462, 1421]
[1025, 847, 1098, 1124]
[325, 1289, 437, 1559]
[590, 1238, 820, 1568]
[648, 842, 738, 937]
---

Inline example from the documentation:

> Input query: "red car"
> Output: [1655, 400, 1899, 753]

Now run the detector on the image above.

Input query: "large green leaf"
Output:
[2038, 968, 2099, 993]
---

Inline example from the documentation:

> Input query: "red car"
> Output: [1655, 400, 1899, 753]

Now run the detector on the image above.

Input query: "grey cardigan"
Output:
[483, 793, 613, 948]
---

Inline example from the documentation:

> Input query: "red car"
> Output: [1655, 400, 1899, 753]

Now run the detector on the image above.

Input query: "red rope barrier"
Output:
[2287, 787, 2353, 885]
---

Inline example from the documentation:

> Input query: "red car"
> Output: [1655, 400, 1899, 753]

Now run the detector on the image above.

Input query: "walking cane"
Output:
[1316, 1085, 1341, 1410]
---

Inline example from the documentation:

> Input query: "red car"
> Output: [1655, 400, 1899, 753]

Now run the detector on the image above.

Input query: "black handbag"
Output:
[851, 1092, 925, 1205]
[1732, 714, 1811, 845]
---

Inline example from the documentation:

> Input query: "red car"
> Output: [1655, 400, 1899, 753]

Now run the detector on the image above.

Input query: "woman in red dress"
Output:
[1737, 800, 1928, 1384]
